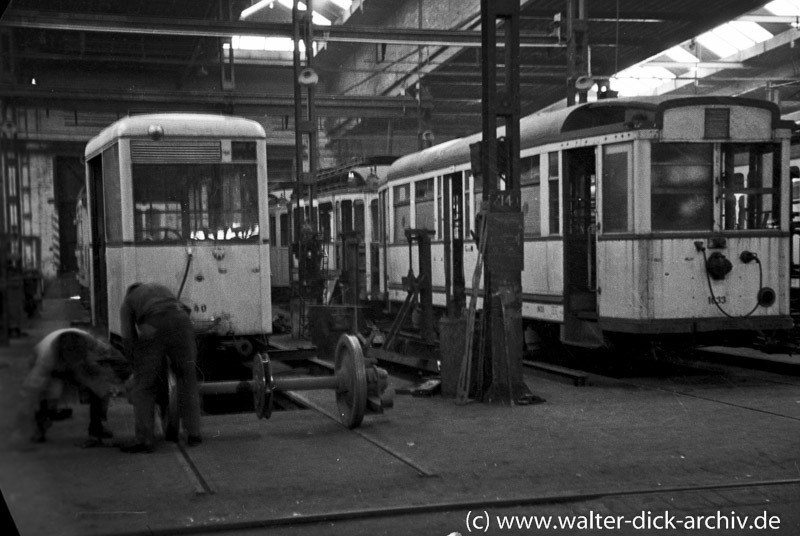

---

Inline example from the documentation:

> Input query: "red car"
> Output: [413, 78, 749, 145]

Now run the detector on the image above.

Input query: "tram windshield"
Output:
[651, 142, 781, 232]
[133, 163, 259, 243]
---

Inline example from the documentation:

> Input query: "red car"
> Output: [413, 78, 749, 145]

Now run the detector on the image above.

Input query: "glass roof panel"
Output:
[712, 23, 756, 50]
[763, 0, 800, 16]
[663, 45, 700, 63]
[728, 21, 773, 43]
[696, 30, 740, 57]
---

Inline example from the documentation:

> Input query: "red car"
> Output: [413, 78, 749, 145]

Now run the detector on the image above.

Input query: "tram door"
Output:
[562, 147, 600, 346]
[86, 156, 108, 327]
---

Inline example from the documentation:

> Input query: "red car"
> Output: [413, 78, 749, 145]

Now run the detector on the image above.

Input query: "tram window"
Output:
[319, 203, 333, 241]
[547, 152, 560, 235]
[437, 176, 444, 238]
[465, 173, 472, 239]
[720, 143, 781, 230]
[651, 143, 713, 231]
[521, 155, 541, 184]
[415, 178, 435, 232]
[521, 155, 541, 236]
[133, 163, 259, 242]
[231, 141, 257, 161]
[341, 200, 353, 233]
[370, 199, 380, 243]
[354, 201, 365, 234]
[102, 146, 123, 242]
[393, 184, 410, 243]
[602, 144, 631, 233]
[279, 213, 289, 246]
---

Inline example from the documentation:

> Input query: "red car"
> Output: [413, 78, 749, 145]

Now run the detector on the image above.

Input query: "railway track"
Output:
[144, 346, 800, 536]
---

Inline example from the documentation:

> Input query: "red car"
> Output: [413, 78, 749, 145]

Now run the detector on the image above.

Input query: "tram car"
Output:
[83, 113, 272, 353]
[381, 96, 795, 350]
[269, 157, 395, 303]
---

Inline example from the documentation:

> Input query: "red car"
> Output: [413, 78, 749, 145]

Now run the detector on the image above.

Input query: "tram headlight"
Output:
[147, 124, 164, 140]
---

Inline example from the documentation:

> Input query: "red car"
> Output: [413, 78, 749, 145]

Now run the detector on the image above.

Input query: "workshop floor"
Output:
[1, 295, 799, 536]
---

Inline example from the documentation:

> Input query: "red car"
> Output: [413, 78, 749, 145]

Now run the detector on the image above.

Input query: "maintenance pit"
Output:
[1, 297, 800, 536]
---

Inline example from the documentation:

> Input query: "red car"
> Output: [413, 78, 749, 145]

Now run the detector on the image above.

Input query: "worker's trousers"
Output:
[131, 310, 201, 445]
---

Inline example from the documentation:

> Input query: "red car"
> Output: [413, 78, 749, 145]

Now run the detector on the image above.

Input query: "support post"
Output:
[565, 0, 589, 106]
[290, 0, 322, 335]
[477, 0, 532, 405]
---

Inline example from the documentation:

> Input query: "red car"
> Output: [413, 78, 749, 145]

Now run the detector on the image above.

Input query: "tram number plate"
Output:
[487, 191, 521, 212]
[708, 296, 726, 305]
[485, 212, 524, 273]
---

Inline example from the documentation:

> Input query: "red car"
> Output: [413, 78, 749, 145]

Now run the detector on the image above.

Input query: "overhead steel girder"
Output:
[0, 84, 431, 117]
[0, 10, 561, 48]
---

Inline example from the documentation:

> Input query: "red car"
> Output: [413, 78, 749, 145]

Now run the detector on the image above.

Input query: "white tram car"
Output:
[83, 113, 272, 350]
[381, 96, 794, 348]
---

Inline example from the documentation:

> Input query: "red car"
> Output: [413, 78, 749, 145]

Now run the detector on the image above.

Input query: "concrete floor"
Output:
[1, 296, 799, 536]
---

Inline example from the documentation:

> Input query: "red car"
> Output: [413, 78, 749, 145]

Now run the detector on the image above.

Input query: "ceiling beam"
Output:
[645, 61, 747, 69]
[738, 15, 800, 24]
[0, 83, 434, 117]
[0, 9, 561, 48]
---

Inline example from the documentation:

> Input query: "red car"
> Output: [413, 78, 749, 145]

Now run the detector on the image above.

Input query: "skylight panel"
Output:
[696, 30, 739, 57]
[728, 21, 773, 43]
[274, 0, 331, 24]
[233, 36, 266, 50]
[763, 0, 800, 16]
[712, 23, 756, 50]
[611, 65, 676, 97]
[329, 0, 352, 8]
[663, 45, 699, 63]
[231, 36, 310, 52]
[241, 0, 271, 19]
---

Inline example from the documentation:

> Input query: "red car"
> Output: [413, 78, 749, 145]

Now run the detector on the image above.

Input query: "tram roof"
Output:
[85, 113, 266, 158]
[385, 96, 783, 181]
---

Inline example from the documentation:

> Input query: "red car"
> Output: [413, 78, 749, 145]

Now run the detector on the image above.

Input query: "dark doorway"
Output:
[562, 146, 598, 347]
[54, 156, 84, 274]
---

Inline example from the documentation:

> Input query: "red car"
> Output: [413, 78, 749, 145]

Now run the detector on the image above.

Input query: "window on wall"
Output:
[132, 163, 259, 242]
[602, 144, 632, 233]
[393, 184, 410, 243]
[651, 143, 713, 231]
[548, 152, 560, 235]
[415, 178, 435, 232]
[521, 155, 541, 236]
[720, 143, 781, 230]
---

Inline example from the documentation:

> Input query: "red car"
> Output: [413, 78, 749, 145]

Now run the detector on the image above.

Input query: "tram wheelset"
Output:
[160, 334, 392, 435]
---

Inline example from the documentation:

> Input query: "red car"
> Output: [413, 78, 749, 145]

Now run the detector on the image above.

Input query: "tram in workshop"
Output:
[82, 113, 272, 355]
[268, 157, 395, 304]
[379, 96, 795, 350]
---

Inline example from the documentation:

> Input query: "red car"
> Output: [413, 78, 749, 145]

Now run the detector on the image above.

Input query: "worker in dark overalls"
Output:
[119, 282, 201, 453]
[12, 328, 130, 449]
